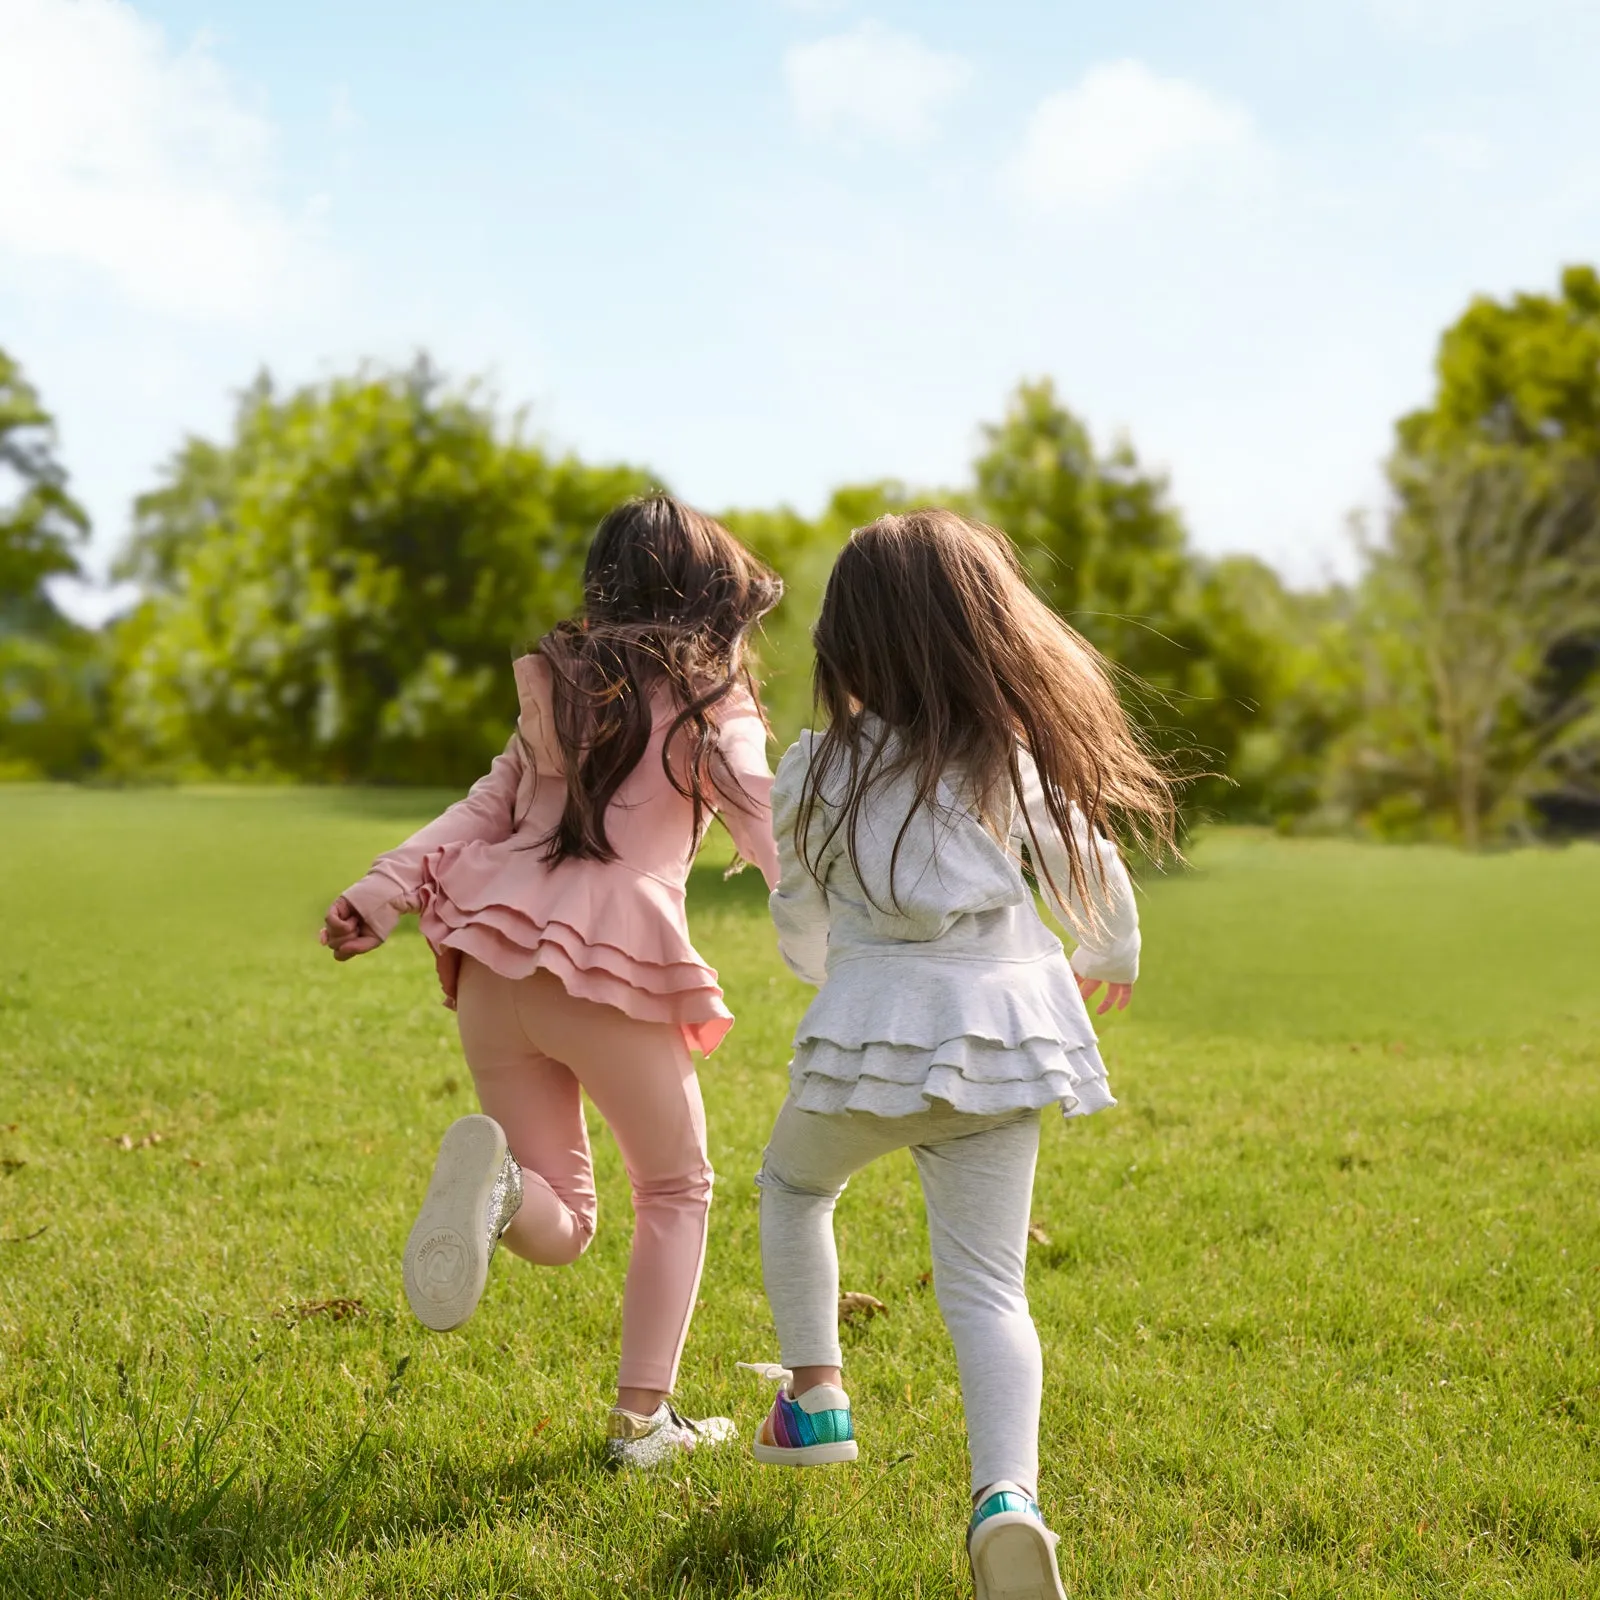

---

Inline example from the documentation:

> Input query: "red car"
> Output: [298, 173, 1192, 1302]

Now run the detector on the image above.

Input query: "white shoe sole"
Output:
[751, 1438, 859, 1466]
[402, 1114, 508, 1332]
[968, 1513, 1067, 1600]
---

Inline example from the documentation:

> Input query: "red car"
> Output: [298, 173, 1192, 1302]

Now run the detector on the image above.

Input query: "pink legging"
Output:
[454, 957, 713, 1394]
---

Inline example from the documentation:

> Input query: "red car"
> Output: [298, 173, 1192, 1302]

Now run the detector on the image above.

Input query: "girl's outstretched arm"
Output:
[332, 734, 527, 948]
[767, 738, 830, 986]
[710, 693, 780, 891]
[1015, 749, 1141, 995]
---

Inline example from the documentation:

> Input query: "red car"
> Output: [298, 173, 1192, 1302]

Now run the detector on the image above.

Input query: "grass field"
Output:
[2, 786, 1598, 1599]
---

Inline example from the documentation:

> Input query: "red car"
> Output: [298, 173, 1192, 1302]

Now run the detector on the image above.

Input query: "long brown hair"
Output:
[798, 508, 1177, 915]
[536, 494, 782, 864]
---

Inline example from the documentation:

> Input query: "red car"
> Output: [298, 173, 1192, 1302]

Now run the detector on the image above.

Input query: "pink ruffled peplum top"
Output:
[342, 654, 780, 1056]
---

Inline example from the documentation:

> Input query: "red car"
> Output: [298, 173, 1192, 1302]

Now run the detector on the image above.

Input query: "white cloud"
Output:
[330, 84, 364, 135]
[785, 21, 971, 147]
[0, 0, 334, 321]
[1005, 59, 1265, 213]
[1421, 130, 1495, 171]
[1363, 0, 1586, 38]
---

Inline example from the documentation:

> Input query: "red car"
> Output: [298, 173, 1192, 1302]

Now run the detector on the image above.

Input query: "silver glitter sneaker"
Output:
[402, 1114, 523, 1332]
[605, 1402, 737, 1470]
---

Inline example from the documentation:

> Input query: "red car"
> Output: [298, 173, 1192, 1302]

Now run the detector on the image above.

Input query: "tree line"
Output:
[4, 267, 1598, 844]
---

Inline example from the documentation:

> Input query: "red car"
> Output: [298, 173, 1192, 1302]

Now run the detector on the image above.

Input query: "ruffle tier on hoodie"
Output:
[769, 724, 1139, 1118]
[417, 840, 736, 1056]
[341, 653, 779, 1057]
[786, 943, 1114, 1117]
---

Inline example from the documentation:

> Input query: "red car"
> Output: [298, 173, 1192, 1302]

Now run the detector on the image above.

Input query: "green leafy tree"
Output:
[105, 362, 1333, 821]
[1187, 558, 1361, 827]
[972, 379, 1285, 819]
[2, 349, 88, 627]
[1336, 267, 1600, 841]
[112, 358, 653, 783]
[1402, 265, 1600, 457]
[724, 480, 936, 747]
[1336, 451, 1600, 844]
[0, 348, 100, 779]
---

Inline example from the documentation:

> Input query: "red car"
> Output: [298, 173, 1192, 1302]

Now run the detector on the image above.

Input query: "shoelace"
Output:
[665, 1403, 701, 1434]
[736, 1360, 793, 1388]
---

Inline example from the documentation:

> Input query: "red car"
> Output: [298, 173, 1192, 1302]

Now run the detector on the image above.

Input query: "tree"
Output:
[1, 348, 88, 630]
[100, 362, 1329, 819]
[972, 379, 1286, 819]
[1336, 450, 1600, 845]
[111, 358, 653, 783]
[1337, 266, 1600, 841]
[1401, 265, 1600, 458]
[723, 479, 936, 746]
[0, 348, 99, 779]
[1185, 557, 1362, 827]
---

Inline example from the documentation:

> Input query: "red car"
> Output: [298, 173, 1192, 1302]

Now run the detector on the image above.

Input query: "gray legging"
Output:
[757, 1098, 1043, 1497]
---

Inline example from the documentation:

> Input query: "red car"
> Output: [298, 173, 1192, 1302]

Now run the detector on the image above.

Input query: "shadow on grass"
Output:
[5, 1344, 846, 1600]
[2, 1360, 622, 1598]
[7, 1431, 844, 1599]
[650, 1452, 913, 1598]
[5, 1425, 607, 1598]
[652, 1496, 833, 1598]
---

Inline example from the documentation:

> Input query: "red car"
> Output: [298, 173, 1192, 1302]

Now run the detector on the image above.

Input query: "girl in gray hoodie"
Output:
[742, 508, 1177, 1600]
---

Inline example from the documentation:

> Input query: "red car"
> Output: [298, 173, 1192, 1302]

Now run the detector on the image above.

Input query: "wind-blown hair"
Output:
[797, 508, 1177, 912]
[536, 494, 782, 864]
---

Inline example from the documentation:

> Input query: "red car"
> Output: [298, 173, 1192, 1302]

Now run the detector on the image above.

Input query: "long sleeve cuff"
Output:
[772, 899, 829, 986]
[778, 943, 829, 987]
[342, 870, 407, 944]
[1069, 934, 1140, 986]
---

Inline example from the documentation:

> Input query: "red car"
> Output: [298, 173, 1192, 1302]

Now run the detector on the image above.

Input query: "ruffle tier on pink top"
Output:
[341, 653, 778, 1057]
[416, 841, 737, 1055]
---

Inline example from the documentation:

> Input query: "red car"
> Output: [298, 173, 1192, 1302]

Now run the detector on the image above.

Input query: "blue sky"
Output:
[3, 0, 1598, 619]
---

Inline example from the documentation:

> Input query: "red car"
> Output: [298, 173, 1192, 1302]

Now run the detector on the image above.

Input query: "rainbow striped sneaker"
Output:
[967, 1482, 1067, 1600]
[738, 1362, 858, 1466]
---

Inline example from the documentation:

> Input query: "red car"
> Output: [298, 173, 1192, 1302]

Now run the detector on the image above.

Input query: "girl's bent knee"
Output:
[502, 1189, 597, 1267]
[756, 1160, 843, 1202]
[504, 1213, 595, 1268]
[561, 1210, 599, 1263]
[631, 1164, 714, 1212]
[932, 1270, 1030, 1321]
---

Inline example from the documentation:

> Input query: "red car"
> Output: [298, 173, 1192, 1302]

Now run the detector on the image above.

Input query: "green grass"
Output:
[1, 786, 1597, 1599]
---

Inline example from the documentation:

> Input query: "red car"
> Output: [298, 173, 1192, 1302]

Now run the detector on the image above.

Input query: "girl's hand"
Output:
[320, 896, 381, 961]
[1076, 975, 1132, 1016]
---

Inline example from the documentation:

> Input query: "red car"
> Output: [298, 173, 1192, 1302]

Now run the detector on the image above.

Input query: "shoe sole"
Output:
[402, 1114, 508, 1332]
[968, 1513, 1066, 1600]
[752, 1439, 859, 1466]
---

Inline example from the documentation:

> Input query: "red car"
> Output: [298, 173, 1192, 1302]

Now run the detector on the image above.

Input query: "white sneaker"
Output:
[967, 1482, 1067, 1600]
[402, 1114, 523, 1332]
[605, 1401, 737, 1470]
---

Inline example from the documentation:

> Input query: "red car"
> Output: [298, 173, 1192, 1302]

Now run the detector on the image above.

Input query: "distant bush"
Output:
[10, 267, 1599, 844]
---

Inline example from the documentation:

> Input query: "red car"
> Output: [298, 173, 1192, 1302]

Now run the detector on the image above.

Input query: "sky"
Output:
[3, 0, 1598, 622]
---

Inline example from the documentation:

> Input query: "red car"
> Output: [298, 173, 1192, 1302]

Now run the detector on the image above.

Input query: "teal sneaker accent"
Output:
[970, 1488, 1043, 1530]
[802, 1403, 854, 1446]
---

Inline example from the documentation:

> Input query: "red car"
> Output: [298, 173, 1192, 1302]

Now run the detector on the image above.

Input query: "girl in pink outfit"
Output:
[320, 495, 782, 1467]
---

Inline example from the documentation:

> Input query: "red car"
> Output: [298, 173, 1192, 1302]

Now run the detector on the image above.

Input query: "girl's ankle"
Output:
[788, 1364, 843, 1398]
[615, 1387, 668, 1417]
[973, 1479, 1037, 1507]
